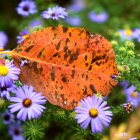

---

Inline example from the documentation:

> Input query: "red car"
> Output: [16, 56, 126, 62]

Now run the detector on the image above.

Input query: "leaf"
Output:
[5, 25, 118, 110]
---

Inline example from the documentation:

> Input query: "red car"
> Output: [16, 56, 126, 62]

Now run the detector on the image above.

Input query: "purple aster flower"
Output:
[0, 31, 8, 50]
[0, 84, 16, 100]
[119, 80, 130, 89]
[16, 1, 37, 17]
[65, 16, 81, 26]
[88, 11, 109, 23]
[123, 85, 140, 107]
[0, 60, 20, 87]
[41, 6, 68, 20]
[17, 29, 29, 44]
[2, 110, 14, 124]
[9, 122, 25, 140]
[132, 28, 140, 42]
[29, 19, 42, 28]
[119, 29, 134, 41]
[67, 0, 86, 12]
[75, 95, 112, 133]
[9, 85, 46, 121]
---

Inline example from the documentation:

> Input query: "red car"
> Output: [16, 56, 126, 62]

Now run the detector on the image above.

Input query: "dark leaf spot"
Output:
[71, 70, 75, 78]
[56, 41, 61, 50]
[51, 66, 55, 81]
[89, 84, 96, 93]
[25, 45, 34, 52]
[61, 75, 68, 83]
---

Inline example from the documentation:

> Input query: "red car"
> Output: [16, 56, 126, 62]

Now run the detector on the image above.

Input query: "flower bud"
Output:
[122, 65, 130, 72]
[122, 102, 134, 114]
[110, 40, 118, 47]
[127, 50, 135, 56]
[119, 47, 126, 52]
[0, 98, 6, 108]
[124, 40, 135, 49]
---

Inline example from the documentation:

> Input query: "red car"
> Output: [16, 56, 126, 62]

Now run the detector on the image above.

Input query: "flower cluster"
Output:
[1, 110, 25, 140]
[16, 1, 68, 21]
[16, 1, 67, 44]
[1, 0, 140, 139]
[0, 55, 47, 139]
[0, 58, 46, 120]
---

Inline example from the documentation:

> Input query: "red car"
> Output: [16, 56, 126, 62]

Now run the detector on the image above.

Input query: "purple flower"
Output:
[20, 59, 29, 67]
[0, 84, 16, 100]
[88, 11, 109, 23]
[119, 29, 134, 41]
[2, 110, 14, 124]
[0, 31, 8, 50]
[9, 85, 46, 121]
[119, 80, 130, 89]
[132, 28, 140, 42]
[29, 19, 42, 28]
[41, 6, 68, 20]
[65, 16, 81, 26]
[111, 75, 117, 80]
[17, 29, 29, 44]
[75, 95, 112, 133]
[16, 1, 37, 17]
[123, 85, 140, 107]
[9, 122, 25, 140]
[67, 0, 86, 12]
[0, 60, 20, 87]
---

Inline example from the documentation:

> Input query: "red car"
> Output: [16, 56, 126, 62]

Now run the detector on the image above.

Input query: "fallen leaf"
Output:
[2, 25, 118, 110]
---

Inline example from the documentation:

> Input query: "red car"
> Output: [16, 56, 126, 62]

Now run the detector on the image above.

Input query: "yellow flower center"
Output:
[131, 91, 138, 98]
[22, 35, 28, 39]
[0, 47, 4, 51]
[0, 65, 9, 76]
[89, 108, 98, 118]
[125, 29, 132, 36]
[22, 98, 32, 107]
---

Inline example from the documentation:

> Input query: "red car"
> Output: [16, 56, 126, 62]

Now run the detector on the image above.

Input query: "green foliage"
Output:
[22, 120, 45, 140]
[111, 106, 126, 118]
[112, 40, 140, 90]
[14, 80, 23, 87]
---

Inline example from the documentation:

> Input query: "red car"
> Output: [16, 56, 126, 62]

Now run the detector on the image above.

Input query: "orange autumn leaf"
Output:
[4, 25, 118, 110]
